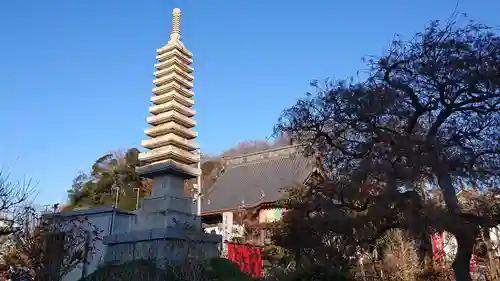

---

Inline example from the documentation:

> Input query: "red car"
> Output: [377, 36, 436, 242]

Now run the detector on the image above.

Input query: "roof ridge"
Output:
[222, 144, 302, 160]
[227, 153, 298, 168]
[222, 144, 305, 167]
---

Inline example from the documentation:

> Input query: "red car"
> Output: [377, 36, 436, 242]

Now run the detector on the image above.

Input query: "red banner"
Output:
[431, 232, 445, 263]
[431, 232, 477, 272]
[225, 242, 263, 278]
[470, 254, 477, 272]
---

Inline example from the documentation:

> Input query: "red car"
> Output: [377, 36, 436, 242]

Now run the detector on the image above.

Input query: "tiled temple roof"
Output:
[201, 145, 315, 214]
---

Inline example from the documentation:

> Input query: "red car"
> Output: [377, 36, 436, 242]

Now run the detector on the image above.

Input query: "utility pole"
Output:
[43, 204, 51, 213]
[23, 207, 30, 233]
[80, 230, 91, 280]
[196, 150, 202, 215]
[113, 186, 120, 209]
[133, 187, 140, 210]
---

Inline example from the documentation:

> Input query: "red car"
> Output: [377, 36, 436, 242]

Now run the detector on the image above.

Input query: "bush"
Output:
[200, 257, 255, 281]
[80, 260, 172, 281]
[278, 264, 355, 281]
[81, 258, 258, 281]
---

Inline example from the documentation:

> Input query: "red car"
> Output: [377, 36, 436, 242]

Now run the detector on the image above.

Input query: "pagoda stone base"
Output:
[102, 161, 221, 266]
[129, 172, 202, 231]
[103, 227, 220, 265]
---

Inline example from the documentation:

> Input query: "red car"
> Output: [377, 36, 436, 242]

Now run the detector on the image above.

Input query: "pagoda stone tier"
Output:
[128, 173, 202, 231]
[138, 5, 200, 179]
[103, 8, 220, 265]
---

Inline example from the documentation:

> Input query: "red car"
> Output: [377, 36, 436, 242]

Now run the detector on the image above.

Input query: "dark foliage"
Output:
[274, 17, 500, 281]
[81, 258, 257, 281]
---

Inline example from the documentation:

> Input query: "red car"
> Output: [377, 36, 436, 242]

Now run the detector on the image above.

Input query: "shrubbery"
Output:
[269, 264, 354, 281]
[81, 258, 259, 281]
[81, 258, 358, 281]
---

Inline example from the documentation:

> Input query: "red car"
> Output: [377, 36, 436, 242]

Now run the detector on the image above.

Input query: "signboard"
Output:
[258, 208, 285, 223]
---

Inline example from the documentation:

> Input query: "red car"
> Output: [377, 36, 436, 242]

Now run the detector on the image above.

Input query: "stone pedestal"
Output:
[103, 227, 220, 265]
[129, 173, 201, 231]
[103, 163, 221, 264]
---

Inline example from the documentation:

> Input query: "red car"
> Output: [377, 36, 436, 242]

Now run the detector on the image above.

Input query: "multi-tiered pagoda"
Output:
[138, 7, 200, 178]
[103, 8, 220, 265]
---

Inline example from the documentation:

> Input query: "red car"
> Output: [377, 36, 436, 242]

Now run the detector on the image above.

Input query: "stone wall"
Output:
[103, 227, 221, 266]
[41, 207, 136, 281]
[105, 239, 219, 265]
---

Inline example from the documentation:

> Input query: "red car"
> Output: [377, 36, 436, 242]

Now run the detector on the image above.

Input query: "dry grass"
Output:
[357, 230, 456, 281]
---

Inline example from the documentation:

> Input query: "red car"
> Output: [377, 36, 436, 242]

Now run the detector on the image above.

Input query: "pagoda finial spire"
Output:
[170, 8, 181, 42]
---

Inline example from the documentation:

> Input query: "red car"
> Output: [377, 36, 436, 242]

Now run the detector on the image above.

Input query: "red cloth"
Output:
[470, 254, 477, 272]
[226, 242, 263, 278]
[431, 232, 477, 273]
[431, 232, 445, 263]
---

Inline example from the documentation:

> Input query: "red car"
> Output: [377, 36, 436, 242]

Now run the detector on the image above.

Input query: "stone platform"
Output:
[103, 227, 220, 264]
[102, 163, 221, 265]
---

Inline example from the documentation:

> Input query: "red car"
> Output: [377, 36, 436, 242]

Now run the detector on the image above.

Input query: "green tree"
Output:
[65, 148, 149, 211]
[90, 148, 142, 210]
[66, 172, 98, 210]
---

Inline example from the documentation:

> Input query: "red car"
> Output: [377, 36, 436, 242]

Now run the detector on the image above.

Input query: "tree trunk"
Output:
[294, 247, 301, 267]
[452, 233, 474, 281]
[435, 168, 461, 214]
[434, 165, 474, 281]
[416, 233, 433, 263]
[358, 256, 366, 281]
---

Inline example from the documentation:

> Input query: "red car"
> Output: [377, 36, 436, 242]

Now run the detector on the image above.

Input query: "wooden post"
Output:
[39, 232, 65, 281]
[80, 230, 91, 280]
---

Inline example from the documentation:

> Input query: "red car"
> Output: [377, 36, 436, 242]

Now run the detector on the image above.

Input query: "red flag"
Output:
[470, 255, 477, 272]
[431, 233, 445, 263]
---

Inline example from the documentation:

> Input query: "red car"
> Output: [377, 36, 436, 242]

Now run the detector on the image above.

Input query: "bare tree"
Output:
[0, 168, 36, 237]
[3, 207, 102, 281]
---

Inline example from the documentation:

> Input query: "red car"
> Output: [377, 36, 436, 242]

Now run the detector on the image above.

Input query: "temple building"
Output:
[200, 144, 325, 245]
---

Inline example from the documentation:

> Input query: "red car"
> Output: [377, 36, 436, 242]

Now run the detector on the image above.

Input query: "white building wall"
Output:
[43, 208, 135, 281]
[204, 212, 244, 243]
[489, 226, 500, 244]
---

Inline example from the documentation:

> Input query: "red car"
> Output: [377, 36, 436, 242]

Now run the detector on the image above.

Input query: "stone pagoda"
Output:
[103, 8, 220, 265]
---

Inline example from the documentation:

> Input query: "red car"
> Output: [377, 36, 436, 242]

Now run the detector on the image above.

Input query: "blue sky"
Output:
[0, 0, 498, 206]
